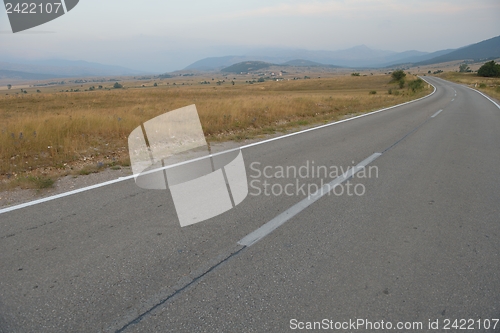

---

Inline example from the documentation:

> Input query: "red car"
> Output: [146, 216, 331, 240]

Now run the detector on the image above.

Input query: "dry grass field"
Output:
[0, 73, 430, 189]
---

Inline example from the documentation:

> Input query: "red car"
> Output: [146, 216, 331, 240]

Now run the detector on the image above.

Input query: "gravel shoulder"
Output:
[0, 138, 257, 209]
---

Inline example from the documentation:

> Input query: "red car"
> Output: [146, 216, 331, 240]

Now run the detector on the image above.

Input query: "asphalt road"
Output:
[1, 77, 499, 333]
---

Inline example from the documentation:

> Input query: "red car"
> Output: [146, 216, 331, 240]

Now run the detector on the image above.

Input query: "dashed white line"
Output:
[432, 110, 443, 118]
[238, 153, 382, 247]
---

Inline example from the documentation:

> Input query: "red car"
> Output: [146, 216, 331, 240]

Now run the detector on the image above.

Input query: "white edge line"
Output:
[0, 177, 132, 214]
[238, 153, 382, 247]
[0, 80, 436, 215]
[465, 86, 500, 109]
[431, 109, 443, 118]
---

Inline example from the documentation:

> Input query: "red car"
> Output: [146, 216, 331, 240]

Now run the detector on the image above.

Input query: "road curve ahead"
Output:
[1, 77, 499, 333]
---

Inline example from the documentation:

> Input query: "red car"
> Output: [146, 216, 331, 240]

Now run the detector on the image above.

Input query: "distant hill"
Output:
[0, 69, 63, 80]
[282, 59, 332, 67]
[221, 61, 274, 73]
[381, 49, 455, 68]
[415, 35, 500, 66]
[184, 56, 249, 71]
[0, 58, 147, 77]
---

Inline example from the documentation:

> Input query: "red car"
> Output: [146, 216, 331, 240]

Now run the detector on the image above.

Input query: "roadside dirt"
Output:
[0, 138, 259, 209]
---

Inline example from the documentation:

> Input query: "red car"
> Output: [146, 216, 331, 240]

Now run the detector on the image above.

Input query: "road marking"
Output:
[451, 98, 455, 101]
[0, 178, 134, 215]
[0, 79, 437, 215]
[238, 153, 382, 247]
[432, 109, 443, 118]
[432, 76, 500, 110]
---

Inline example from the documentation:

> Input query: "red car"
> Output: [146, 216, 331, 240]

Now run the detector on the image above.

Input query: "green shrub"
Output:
[369, 90, 377, 95]
[477, 61, 500, 77]
[408, 78, 424, 92]
[479, 83, 487, 88]
[351, 73, 360, 76]
[26, 176, 54, 189]
[113, 82, 123, 89]
[391, 70, 406, 81]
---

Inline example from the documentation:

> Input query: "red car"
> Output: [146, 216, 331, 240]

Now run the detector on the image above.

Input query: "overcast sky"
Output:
[1, 0, 499, 72]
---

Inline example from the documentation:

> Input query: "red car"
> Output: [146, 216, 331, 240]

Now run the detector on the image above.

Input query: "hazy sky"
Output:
[1, 0, 499, 72]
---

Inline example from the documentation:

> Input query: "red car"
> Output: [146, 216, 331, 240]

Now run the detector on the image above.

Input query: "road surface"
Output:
[1, 77, 499, 332]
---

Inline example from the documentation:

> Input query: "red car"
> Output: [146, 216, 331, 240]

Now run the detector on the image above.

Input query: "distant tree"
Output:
[459, 63, 470, 73]
[7, 84, 12, 90]
[477, 61, 500, 77]
[351, 73, 360, 76]
[154, 82, 158, 87]
[113, 82, 123, 89]
[391, 70, 406, 82]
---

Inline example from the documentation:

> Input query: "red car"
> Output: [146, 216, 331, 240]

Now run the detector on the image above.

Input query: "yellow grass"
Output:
[0, 74, 430, 188]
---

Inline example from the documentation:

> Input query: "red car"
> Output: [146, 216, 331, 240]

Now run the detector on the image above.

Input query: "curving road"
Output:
[1, 77, 499, 332]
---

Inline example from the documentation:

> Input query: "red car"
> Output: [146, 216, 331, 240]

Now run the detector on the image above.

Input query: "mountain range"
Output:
[1, 35, 499, 80]
[185, 35, 500, 72]
[0, 58, 147, 79]
[414, 35, 500, 66]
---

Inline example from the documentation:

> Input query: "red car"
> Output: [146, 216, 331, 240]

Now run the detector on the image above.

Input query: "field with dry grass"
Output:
[0, 73, 430, 189]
